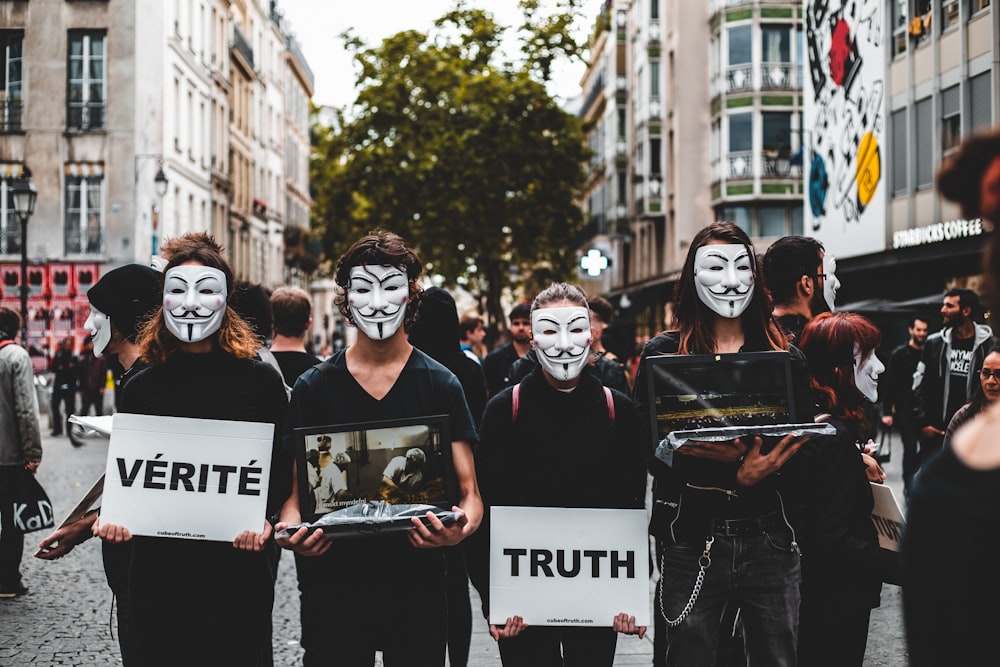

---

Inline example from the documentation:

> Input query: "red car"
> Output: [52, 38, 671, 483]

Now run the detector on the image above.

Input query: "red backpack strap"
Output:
[0, 340, 14, 351]
[512, 382, 521, 423]
[603, 386, 615, 423]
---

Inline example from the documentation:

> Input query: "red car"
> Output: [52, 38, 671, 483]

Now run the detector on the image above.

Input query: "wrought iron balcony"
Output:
[0, 98, 23, 132]
[232, 24, 255, 70]
[65, 228, 104, 255]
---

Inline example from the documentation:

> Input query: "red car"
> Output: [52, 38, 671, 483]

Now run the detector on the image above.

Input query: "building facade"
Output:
[0, 0, 314, 358]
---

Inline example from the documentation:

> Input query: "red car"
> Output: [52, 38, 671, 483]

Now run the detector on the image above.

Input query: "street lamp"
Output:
[135, 154, 169, 257]
[9, 167, 37, 345]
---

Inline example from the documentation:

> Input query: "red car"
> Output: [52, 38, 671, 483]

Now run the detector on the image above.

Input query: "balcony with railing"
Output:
[0, 225, 22, 255]
[232, 24, 254, 71]
[0, 98, 23, 132]
[725, 65, 754, 93]
[710, 0, 800, 14]
[760, 62, 799, 90]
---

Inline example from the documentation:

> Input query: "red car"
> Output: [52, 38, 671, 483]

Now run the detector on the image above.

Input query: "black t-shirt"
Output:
[284, 347, 478, 580]
[947, 334, 975, 423]
[271, 350, 322, 388]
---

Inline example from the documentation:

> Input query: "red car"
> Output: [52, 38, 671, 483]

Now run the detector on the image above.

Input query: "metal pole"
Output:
[19, 216, 27, 345]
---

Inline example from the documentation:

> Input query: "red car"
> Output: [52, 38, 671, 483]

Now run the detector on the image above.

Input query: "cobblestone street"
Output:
[1, 430, 909, 666]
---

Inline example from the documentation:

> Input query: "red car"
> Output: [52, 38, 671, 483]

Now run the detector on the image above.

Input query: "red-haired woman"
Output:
[794, 312, 901, 666]
[632, 221, 812, 667]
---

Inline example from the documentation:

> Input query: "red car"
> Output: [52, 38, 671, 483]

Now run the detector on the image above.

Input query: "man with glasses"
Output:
[913, 288, 996, 466]
[763, 235, 840, 344]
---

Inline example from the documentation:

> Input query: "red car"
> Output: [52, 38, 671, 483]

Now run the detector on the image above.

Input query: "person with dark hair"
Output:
[48, 336, 79, 436]
[792, 312, 901, 666]
[35, 263, 163, 665]
[228, 280, 273, 347]
[880, 316, 930, 496]
[942, 345, 1000, 448]
[92, 233, 291, 667]
[408, 285, 489, 667]
[903, 129, 1000, 667]
[0, 307, 42, 598]
[912, 287, 994, 465]
[632, 221, 812, 667]
[269, 286, 322, 387]
[275, 230, 482, 666]
[762, 235, 834, 344]
[459, 312, 487, 364]
[483, 302, 532, 396]
[469, 282, 647, 664]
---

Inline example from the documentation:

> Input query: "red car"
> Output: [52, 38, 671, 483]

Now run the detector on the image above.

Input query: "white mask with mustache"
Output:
[693, 244, 755, 319]
[84, 306, 111, 357]
[162, 265, 228, 343]
[347, 265, 409, 340]
[531, 306, 591, 382]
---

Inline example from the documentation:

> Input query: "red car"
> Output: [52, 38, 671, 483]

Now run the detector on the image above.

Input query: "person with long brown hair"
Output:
[632, 221, 812, 667]
[793, 312, 900, 667]
[93, 233, 291, 667]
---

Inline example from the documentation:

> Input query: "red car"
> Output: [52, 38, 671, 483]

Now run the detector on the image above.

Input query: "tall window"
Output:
[729, 113, 752, 152]
[761, 26, 790, 62]
[941, 86, 961, 154]
[762, 112, 791, 151]
[65, 173, 104, 254]
[0, 179, 21, 254]
[650, 138, 661, 174]
[1, 32, 23, 132]
[970, 71, 992, 131]
[942, 0, 960, 29]
[650, 0, 659, 20]
[891, 109, 908, 195]
[728, 26, 751, 65]
[915, 98, 933, 189]
[67, 31, 106, 131]
[650, 60, 660, 98]
[892, 0, 908, 56]
[970, 0, 991, 15]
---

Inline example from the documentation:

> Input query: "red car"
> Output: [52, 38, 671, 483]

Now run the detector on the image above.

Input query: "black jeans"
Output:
[896, 417, 919, 495]
[79, 388, 104, 417]
[50, 385, 75, 434]
[296, 552, 448, 666]
[498, 626, 618, 667]
[444, 545, 472, 667]
[0, 466, 26, 589]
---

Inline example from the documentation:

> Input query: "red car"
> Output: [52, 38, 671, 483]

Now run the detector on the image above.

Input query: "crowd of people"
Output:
[0, 128, 996, 667]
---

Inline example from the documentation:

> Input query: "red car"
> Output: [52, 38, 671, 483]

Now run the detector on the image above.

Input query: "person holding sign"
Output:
[631, 221, 813, 667]
[275, 231, 482, 666]
[92, 233, 291, 667]
[468, 282, 648, 665]
[792, 312, 901, 666]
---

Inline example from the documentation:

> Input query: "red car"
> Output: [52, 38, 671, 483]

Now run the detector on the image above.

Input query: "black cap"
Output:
[87, 265, 162, 343]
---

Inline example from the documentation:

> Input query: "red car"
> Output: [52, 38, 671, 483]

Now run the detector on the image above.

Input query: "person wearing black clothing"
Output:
[93, 235, 291, 667]
[483, 302, 532, 396]
[407, 285, 488, 667]
[268, 286, 322, 387]
[507, 347, 630, 394]
[275, 232, 482, 667]
[48, 336, 78, 435]
[468, 283, 647, 665]
[762, 235, 832, 345]
[76, 337, 108, 416]
[879, 317, 928, 495]
[793, 313, 901, 666]
[633, 222, 812, 667]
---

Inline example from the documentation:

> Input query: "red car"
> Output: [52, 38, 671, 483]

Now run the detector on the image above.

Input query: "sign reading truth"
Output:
[489, 506, 649, 626]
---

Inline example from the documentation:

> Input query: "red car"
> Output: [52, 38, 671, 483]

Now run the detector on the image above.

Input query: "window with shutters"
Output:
[891, 109, 908, 195]
[969, 72, 992, 131]
[915, 98, 933, 189]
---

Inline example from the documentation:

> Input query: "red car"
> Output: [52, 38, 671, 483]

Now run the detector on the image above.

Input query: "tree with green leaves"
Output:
[310, 1, 591, 333]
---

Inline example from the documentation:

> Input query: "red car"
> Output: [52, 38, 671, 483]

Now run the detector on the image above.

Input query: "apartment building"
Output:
[0, 0, 314, 356]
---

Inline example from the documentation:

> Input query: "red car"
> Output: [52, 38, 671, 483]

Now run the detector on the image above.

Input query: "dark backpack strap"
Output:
[603, 386, 615, 423]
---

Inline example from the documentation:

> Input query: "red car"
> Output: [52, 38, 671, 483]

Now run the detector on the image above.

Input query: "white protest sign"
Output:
[490, 506, 649, 626]
[100, 413, 273, 542]
[870, 482, 905, 552]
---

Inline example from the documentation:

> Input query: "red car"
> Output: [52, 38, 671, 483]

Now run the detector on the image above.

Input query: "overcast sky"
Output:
[276, 0, 602, 109]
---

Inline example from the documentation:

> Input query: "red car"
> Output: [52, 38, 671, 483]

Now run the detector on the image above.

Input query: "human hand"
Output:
[920, 425, 945, 438]
[736, 433, 810, 487]
[92, 518, 132, 543]
[489, 615, 527, 640]
[613, 612, 646, 638]
[881, 415, 893, 427]
[861, 452, 886, 483]
[676, 439, 748, 463]
[233, 520, 273, 552]
[35, 514, 96, 559]
[24, 460, 40, 473]
[407, 507, 468, 549]
[273, 522, 332, 556]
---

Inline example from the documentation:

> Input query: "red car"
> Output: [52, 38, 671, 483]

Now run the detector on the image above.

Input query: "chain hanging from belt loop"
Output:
[659, 535, 714, 628]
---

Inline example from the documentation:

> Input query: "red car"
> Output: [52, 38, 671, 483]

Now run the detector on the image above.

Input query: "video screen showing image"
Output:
[297, 419, 451, 520]
[649, 354, 792, 441]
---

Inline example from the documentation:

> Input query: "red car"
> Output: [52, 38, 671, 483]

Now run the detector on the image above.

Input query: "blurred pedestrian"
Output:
[902, 127, 1000, 667]
[48, 336, 78, 435]
[269, 286, 322, 388]
[879, 316, 929, 496]
[459, 312, 486, 364]
[483, 303, 532, 396]
[77, 336, 108, 417]
[0, 307, 43, 598]
[794, 312, 901, 666]
[942, 344, 1000, 448]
